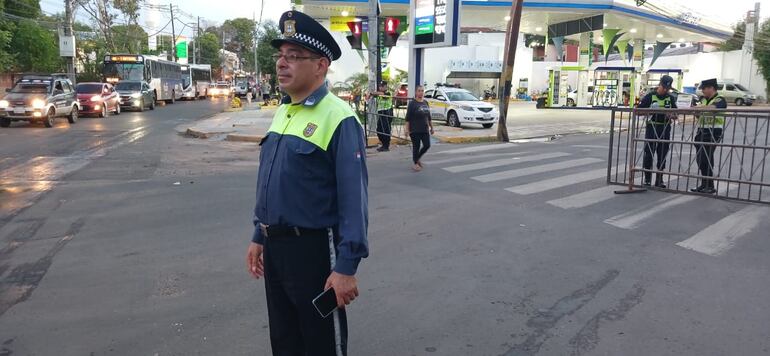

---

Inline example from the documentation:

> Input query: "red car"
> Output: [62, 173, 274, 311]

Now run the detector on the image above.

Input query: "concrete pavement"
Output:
[3, 111, 770, 355]
[182, 101, 617, 144]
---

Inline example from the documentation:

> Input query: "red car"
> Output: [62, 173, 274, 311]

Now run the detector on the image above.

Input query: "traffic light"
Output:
[346, 21, 363, 50]
[383, 17, 401, 47]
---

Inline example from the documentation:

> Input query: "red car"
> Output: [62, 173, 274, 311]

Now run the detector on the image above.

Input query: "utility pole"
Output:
[496, 0, 524, 142]
[169, 4, 177, 62]
[64, 0, 76, 84]
[195, 17, 201, 64]
[366, 0, 378, 136]
[222, 29, 226, 81]
[254, 11, 258, 78]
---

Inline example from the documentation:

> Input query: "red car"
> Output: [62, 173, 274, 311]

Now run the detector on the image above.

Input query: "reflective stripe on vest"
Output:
[376, 95, 393, 111]
[698, 95, 725, 128]
[647, 95, 673, 125]
[268, 94, 361, 151]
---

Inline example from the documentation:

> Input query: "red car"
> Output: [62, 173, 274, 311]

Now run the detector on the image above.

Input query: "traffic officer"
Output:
[691, 78, 727, 194]
[368, 81, 394, 152]
[637, 75, 677, 188]
[246, 10, 369, 356]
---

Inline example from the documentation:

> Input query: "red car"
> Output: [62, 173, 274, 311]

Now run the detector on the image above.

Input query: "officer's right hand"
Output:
[247, 242, 264, 279]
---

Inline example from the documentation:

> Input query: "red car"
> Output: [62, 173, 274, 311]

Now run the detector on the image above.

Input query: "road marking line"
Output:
[604, 194, 699, 230]
[444, 152, 570, 173]
[676, 206, 770, 256]
[436, 143, 517, 155]
[505, 168, 608, 195]
[423, 151, 530, 166]
[547, 186, 619, 209]
[473, 158, 603, 183]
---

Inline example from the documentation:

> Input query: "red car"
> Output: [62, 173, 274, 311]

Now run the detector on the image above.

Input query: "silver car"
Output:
[696, 82, 757, 106]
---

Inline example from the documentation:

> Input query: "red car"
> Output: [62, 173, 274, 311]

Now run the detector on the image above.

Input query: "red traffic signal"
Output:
[347, 21, 362, 36]
[385, 17, 400, 35]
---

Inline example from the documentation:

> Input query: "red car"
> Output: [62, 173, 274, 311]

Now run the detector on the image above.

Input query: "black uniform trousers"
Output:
[376, 109, 393, 149]
[264, 229, 347, 356]
[695, 128, 723, 188]
[642, 122, 672, 183]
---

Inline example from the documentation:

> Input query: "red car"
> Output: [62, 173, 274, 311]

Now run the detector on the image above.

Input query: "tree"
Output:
[197, 32, 222, 76]
[0, 0, 17, 70]
[112, 24, 148, 53]
[720, 21, 746, 51]
[112, 0, 141, 25]
[5, 0, 40, 19]
[9, 20, 61, 72]
[754, 19, 770, 100]
[256, 21, 280, 88]
[223, 17, 256, 71]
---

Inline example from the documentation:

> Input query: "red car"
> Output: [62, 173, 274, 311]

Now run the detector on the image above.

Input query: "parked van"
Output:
[696, 81, 757, 106]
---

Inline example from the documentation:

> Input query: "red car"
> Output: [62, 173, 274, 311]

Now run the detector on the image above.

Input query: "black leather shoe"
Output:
[690, 186, 704, 193]
[643, 182, 651, 187]
[700, 187, 717, 194]
[654, 182, 667, 189]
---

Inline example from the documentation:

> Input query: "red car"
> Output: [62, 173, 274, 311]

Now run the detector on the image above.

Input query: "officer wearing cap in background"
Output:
[246, 10, 368, 356]
[638, 75, 677, 188]
[367, 81, 394, 152]
[691, 78, 727, 194]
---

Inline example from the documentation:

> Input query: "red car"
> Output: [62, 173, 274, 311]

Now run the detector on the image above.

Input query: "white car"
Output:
[425, 87, 498, 128]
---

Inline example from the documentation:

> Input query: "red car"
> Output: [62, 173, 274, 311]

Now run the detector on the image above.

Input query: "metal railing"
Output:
[348, 95, 411, 144]
[608, 107, 770, 204]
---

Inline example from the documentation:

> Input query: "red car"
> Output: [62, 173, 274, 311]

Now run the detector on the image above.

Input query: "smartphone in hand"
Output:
[312, 288, 338, 318]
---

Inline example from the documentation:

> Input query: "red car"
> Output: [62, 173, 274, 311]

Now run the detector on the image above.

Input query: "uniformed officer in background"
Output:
[367, 81, 394, 152]
[246, 10, 369, 356]
[692, 78, 726, 194]
[638, 75, 677, 188]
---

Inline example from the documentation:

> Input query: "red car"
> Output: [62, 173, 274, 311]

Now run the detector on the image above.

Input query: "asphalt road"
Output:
[1, 103, 770, 355]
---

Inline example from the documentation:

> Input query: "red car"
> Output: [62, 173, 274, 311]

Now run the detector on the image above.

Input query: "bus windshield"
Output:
[103, 63, 144, 81]
[182, 72, 192, 89]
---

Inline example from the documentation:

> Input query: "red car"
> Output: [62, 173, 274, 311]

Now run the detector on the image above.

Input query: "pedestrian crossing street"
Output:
[429, 144, 770, 257]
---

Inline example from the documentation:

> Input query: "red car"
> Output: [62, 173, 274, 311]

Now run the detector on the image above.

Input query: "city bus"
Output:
[180, 64, 212, 100]
[102, 54, 183, 103]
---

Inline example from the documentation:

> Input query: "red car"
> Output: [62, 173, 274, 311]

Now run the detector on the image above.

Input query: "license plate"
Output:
[483, 113, 491, 119]
[13, 107, 24, 114]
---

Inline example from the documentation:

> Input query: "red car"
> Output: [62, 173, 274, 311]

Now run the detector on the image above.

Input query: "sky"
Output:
[41, 0, 764, 40]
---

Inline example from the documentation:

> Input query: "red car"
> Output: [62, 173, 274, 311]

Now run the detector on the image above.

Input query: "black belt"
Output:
[259, 224, 327, 238]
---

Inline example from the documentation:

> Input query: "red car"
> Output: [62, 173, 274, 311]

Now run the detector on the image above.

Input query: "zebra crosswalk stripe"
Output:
[444, 152, 571, 173]
[436, 143, 517, 155]
[676, 206, 770, 256]
[473, 158, 603, 183]
[547, 186, 618, 209]
[505, 168, 608, 195]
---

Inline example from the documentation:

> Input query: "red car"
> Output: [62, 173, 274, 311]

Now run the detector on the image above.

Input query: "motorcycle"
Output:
[483, 85, 497, 100]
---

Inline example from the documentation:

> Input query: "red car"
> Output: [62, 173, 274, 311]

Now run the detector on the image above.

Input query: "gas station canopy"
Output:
[301, 0, 732, 43]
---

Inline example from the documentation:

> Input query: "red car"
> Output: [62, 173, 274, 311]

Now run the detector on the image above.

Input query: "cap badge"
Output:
[303, 123, 318, 138]
[284, 20, 296, 37]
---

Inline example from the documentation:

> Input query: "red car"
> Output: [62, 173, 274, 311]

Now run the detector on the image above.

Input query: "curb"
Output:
[434, 135, 499, 144]
[226, 133, 263, 143]
[185, 127, 234, 139]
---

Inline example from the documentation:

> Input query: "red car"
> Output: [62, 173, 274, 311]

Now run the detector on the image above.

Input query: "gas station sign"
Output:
[412, 0, 460, 48]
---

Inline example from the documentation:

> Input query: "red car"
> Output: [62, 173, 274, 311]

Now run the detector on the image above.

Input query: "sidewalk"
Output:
[181, 101, 615, 144]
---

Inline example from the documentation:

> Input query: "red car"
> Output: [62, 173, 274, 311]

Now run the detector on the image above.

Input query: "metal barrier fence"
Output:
[608, 107, 770, 204]
[348, 95, 411, 145]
